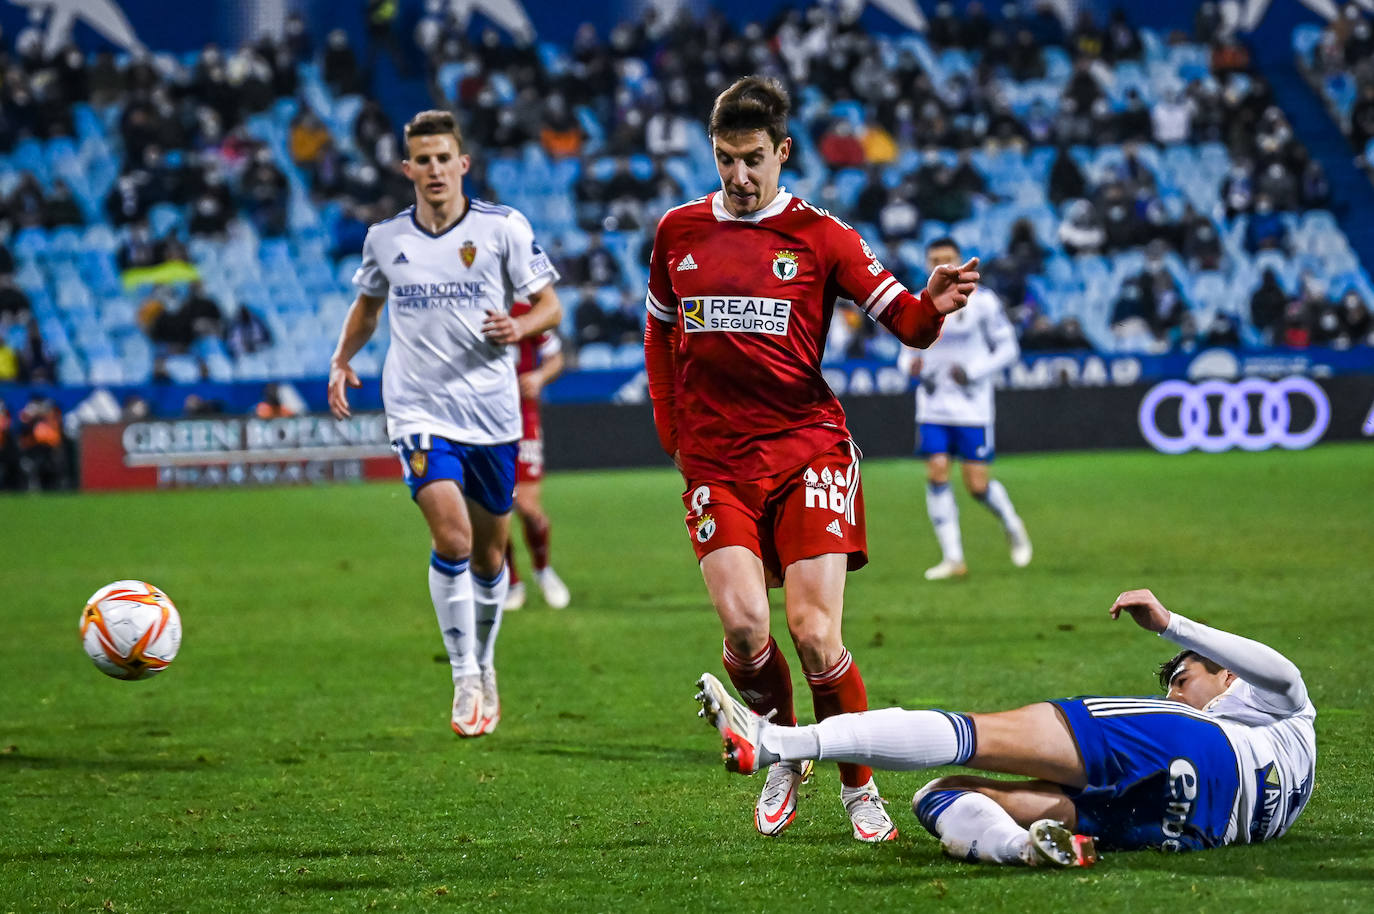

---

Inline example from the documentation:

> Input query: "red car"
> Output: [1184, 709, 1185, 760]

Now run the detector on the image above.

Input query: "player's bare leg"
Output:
[701, 546, 810, 836]
[416, 481, 484, 735]
[962, 462, 1031, 568]
[514, 481, 569, 609]
[913, 774, 1096, 867]
[923, 455, 966, 580]
[468, 499, 511, 734]
[503, 542, 525, 610]
[784, 554, 897, 842]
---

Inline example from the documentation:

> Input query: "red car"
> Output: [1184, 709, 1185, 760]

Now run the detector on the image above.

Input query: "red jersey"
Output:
[509, 299, 561, 436]
[644, 189, 946, 481]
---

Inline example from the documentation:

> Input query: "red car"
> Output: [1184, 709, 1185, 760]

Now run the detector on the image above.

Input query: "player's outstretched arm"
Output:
[1111, 589, 1308, 710]
[328, 293, 385, 420]
[1109, 588, 1172, 632]
[925, 258, 981, 315]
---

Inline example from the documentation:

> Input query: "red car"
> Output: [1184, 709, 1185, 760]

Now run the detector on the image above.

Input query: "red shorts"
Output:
[515, 433, 543, 484]
[681, 440, 868, 585]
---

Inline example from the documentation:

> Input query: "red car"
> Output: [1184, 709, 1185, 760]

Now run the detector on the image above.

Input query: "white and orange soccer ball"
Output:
[79, 581, 182, 680]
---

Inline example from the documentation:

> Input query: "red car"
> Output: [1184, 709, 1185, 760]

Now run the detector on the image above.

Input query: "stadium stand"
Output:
[0, 0, 1369, 401]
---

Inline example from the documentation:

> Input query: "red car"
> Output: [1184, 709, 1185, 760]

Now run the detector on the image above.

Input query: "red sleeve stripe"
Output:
[867, 280, 909, 320]
[645, 290, 675, 322]
[860, 276, 897, 312]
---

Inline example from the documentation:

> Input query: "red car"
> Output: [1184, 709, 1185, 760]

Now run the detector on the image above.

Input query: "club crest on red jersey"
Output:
[772, 250, 799, 281]
[460, 240, 477, 268]
[695, 513, 716, 543]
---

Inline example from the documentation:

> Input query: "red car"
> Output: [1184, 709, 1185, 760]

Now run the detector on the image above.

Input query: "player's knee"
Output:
[432, 536, 471, 560]
[786, 615, 840, 666]
[967, 484, 988, 499]
[721, 626, 769, 659]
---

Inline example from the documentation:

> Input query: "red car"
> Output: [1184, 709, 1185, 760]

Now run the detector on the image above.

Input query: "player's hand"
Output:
[518, 371, 543, 400]
[328, 360, 361, 419]
[926, 257, 980, 315]
[950, 364, 969, 385]
[1109, 589, 1172, 633]
[482, 310, 522, 345]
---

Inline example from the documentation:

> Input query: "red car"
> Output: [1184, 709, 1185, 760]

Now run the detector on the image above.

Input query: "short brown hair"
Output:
[709, 76, 790, 147]
[404, 109, 463, 152]
[1156, 650, 1224, 691]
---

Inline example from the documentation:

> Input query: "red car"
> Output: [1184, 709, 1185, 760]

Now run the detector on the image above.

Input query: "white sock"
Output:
[976, 479, 1019, 530]
[926, 483, 964, 563]
[429, 551, 478, 681]
[913, 785, 1031, 865]
[762, 708, 976, 770]
[472, 564, 509, 670]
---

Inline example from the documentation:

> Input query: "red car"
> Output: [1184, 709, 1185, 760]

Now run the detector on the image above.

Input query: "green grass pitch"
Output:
[2, 444, 1372, 912]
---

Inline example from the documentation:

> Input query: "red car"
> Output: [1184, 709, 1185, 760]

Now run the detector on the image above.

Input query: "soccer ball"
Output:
[79, 581, 182, 680]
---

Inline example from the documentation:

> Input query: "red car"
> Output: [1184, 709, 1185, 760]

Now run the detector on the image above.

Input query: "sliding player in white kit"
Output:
[696, 588, 1315, 866]
[328, 110, 562, 737]
[897, 237, 1031, 581]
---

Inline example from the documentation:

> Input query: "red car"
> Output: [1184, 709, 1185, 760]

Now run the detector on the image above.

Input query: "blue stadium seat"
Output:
[577, 343, 614, 370]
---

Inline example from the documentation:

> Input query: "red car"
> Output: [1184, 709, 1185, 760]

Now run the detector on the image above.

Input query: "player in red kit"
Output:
[643, 76, 980, 843]
[503, 299, 571, 611]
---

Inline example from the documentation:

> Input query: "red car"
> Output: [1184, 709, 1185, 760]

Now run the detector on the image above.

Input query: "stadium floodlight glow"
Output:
[1137, 377, 1330, 455]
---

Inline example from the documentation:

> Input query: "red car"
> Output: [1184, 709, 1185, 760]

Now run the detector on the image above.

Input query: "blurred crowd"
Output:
[1302, 4, 1374, 165]
[0, 0, 1369, 437]
[412, 0, 1356, 356]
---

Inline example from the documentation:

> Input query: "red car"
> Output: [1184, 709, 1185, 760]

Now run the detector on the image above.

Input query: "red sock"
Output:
[722, 637, 796, 726]
[505, 543, 521, 586]
[522, 514, 551, 571]
[805, 649, 872, 788]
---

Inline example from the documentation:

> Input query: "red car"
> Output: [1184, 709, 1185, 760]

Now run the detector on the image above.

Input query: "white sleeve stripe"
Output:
[646, 291, 675, 321]
[860, 276, 896, 311]
[867, 282, 907, 320]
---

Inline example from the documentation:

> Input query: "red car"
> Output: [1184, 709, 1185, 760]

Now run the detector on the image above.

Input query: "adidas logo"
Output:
[826, 519, 842, 538]
[676, 253, 698, 271]
[393, 251, 409, 264]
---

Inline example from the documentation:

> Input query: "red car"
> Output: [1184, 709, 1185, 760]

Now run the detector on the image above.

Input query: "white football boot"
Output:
[1026, 819, 1099, 867]
[451, 672, 484, 737]
[536, 567, 571, 609]
[503, 581, 526, 611]
[695, 673, 814, 837]
[695, 672, 768, 774]
[842, 779, 898, 843]
[923, 559, 968, 581]
[754, 759, 815, 836]
[1007, 517, 1033, 568]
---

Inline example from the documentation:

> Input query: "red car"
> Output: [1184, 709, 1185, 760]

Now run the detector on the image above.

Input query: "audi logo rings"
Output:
[1138, 377, 1331, 455]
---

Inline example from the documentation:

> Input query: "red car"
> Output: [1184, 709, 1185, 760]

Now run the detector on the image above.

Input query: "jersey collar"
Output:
[409, 196, 470, 239]
[711, 187, 793, 223]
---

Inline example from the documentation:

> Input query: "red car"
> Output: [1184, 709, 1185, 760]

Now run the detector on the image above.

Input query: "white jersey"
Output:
[353, 200, 559, 444]
[897, 286, 1018, 427]
[1162, 613, 1317, 846]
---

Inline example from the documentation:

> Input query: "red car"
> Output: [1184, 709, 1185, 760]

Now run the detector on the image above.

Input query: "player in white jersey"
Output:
[695, 587, 1315, 865]
[328, 110, 563, 737]
[897, 237, 1031, 581]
